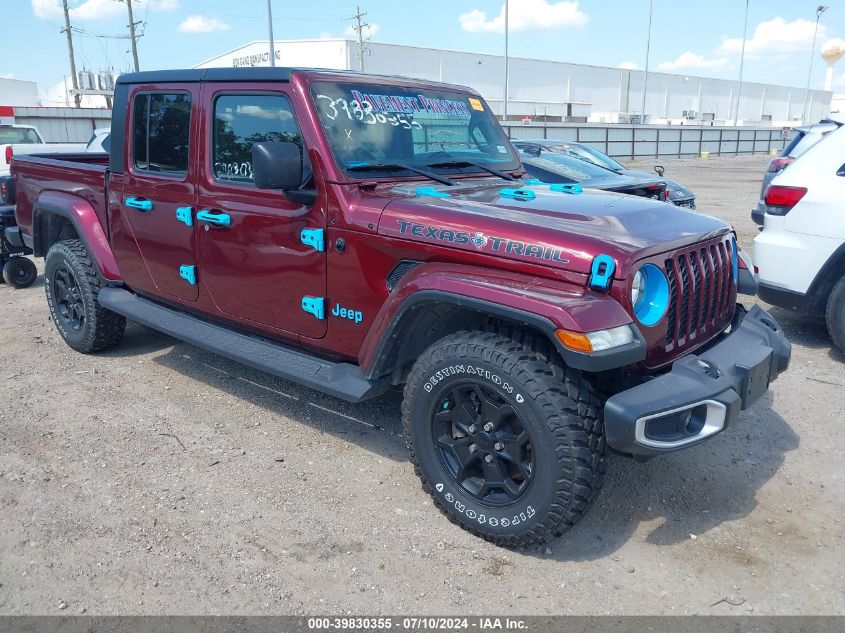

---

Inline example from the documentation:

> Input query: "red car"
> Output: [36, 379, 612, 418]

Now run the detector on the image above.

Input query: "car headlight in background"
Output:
[631, 263, 670, 327]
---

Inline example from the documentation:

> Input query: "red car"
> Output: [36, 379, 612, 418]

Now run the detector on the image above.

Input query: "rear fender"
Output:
[359, 262, 645, 378]
[32, 191, 121, 282]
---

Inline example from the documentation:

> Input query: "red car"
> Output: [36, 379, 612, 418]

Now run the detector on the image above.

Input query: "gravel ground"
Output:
[1, 154, 843, 616]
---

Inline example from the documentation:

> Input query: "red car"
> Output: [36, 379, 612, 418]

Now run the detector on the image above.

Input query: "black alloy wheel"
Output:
[432, 383, 534, 506]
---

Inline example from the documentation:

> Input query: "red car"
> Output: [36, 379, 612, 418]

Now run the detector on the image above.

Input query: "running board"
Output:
[97, 287, 384, 403]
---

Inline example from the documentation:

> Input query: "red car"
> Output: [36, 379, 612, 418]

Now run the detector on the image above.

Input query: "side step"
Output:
[98, 287, 384, 403]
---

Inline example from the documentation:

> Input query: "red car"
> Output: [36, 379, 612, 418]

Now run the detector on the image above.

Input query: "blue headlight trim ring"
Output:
[634, 263, 670, 327]
[590, 254, 615, 290]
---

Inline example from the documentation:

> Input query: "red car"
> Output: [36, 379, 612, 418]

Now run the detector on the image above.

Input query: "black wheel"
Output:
[826, 275, 845, 353]
[2, 257, 38, 288]
[44, 239, 125, 353]
[402, 330, 606, 547]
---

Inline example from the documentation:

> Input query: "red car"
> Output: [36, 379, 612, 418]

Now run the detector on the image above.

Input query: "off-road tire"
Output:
[44, 239, 125, 353]
[826, 275, 845, 353]
[402, 330, 606, 547]
[2, 257, 38, 288]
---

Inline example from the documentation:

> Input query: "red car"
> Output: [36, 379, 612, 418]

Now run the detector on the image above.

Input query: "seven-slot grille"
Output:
[664, 236, 735, 349]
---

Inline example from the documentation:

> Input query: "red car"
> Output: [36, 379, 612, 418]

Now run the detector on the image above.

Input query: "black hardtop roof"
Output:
[115, 67, 474, 93]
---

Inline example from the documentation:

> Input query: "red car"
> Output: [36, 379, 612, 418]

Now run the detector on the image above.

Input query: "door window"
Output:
[132, 93, 191, 174]
[212, 94, 310, 185]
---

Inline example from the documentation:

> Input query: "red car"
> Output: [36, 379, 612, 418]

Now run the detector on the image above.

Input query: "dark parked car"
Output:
[514, 140, 696, 209]
[514, 143, 668, 201]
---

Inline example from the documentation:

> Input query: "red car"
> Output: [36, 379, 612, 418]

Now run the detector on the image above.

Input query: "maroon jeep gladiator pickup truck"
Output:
[11, 67, 790, 546]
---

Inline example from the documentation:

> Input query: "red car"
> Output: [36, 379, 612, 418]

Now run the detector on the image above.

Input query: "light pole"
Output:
[733, 0, 750, 126]
[803, 4, 828, 121]
[503, 0, 509, 126]
[640, 0, 653, 123]
[267, 0, 276, 67]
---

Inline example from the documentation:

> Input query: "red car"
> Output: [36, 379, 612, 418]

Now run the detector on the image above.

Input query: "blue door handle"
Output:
[125, 197, 153, 212]
[196, 209, 231, 227]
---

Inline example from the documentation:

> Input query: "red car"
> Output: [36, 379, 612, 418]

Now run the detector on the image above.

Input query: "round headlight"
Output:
[631, 269, 646, 309]
[632, 264, 670, 327]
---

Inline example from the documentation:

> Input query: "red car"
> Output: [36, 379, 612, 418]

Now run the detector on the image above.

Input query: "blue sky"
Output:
[5, 0, 845, 105]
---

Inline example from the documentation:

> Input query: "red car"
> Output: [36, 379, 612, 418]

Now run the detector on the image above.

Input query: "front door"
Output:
[121, 87, 199, 301]
[194, 86, 327, 338]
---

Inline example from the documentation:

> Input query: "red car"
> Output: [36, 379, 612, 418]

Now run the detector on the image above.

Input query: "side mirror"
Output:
[252, 141, 302, 190]
[654, 165, 665, 177]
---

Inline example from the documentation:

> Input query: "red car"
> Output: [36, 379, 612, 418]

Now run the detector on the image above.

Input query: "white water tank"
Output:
[821, 39, 845, 91]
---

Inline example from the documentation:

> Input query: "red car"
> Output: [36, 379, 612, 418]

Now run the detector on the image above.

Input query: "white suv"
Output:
[753, 125, 845, 351]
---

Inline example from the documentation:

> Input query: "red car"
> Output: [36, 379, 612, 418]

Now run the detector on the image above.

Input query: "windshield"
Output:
[517, 149, 617, 181]
[547, 143, 625, 172]
[311, 81, 519, 178]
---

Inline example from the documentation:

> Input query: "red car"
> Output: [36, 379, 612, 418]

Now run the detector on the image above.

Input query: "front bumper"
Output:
[603, 304, 790, 457]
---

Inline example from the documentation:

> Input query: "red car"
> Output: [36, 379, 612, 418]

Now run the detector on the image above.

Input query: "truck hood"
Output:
[378, 180, 730, 277]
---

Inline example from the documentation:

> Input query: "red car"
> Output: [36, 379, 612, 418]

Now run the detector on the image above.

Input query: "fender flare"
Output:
[32, 192, 122, 282]
[359, 262, 646, 377]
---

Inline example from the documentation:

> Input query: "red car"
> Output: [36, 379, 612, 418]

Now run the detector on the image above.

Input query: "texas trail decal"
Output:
[395, 220, 569, 263]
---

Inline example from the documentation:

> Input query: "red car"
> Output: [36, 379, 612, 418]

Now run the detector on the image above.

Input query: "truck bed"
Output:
[11, 153, 110, 246]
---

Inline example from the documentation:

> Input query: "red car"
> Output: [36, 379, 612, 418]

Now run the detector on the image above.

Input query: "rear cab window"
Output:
[0, 127, 42, 144]
[211, 93, 310, 186]
[132, 93, 192, 175]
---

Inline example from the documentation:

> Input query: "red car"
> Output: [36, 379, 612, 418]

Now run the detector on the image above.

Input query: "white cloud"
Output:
[658, 52, 730, 71]
[32, 0, 179, 21]
[179, 14, 231, 33]
[618, 61, 639, 70]
[343, 22, 380, 39]
[717, 17, 829, 59]
[459, 0, 587, 33]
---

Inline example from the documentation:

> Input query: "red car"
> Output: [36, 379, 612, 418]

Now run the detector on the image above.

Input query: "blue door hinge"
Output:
[179, 265, 197, 285]
[301, 296, 325, 320]
[176, 206, 193, 227]
[300, 228, 325, 252]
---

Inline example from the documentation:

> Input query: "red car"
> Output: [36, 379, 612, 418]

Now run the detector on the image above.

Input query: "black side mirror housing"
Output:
[252, 141, 303, 191]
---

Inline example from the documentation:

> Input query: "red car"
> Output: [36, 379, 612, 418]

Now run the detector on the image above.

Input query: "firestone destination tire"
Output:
[402, 330, 606, 547]
[44, 239, 125, 353]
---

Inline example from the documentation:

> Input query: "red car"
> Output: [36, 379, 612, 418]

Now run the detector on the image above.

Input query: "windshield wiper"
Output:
[345, 162, 456, 186]
[425, 159, 516, 181]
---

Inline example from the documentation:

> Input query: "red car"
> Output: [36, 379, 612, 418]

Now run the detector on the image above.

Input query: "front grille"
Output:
[664, 236, 735, 348]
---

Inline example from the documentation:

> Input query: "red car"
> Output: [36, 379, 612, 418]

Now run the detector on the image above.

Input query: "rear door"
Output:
[120, 86, 199, 301]
[194, 84, 327, 338]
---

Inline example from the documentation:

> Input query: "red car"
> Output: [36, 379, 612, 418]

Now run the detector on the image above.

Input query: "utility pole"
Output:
[347, 5, 369, 72]
[120, 0, 141, 72]
[640, 0, 653, 123]
[733, 0, 750, 126]
[503, 0, 509, 126]
[267, 0, 276, 67]
[60, 0, 81, 108]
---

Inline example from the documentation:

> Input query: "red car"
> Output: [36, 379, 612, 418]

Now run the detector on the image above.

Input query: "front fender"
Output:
[33, 191, 121, 282]
[359, 262, 645, 376]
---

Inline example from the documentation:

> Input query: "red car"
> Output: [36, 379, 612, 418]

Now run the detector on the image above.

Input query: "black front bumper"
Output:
[603, 305, 791, 457]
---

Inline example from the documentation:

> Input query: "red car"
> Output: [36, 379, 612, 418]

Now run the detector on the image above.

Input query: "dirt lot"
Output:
[1, 154, 843, 616]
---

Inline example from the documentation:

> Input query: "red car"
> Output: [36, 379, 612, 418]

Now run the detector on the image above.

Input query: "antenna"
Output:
[346, 5, 370, 72]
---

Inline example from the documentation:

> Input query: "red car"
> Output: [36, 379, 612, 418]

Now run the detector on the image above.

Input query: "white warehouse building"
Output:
[195, 39, 833, 126]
